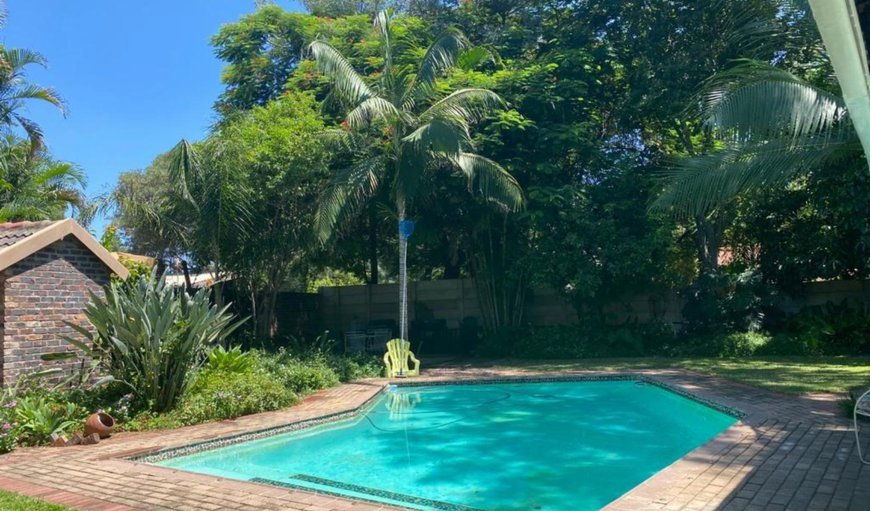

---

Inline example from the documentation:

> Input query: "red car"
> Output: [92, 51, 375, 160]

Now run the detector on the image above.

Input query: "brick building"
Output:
[0, 219, 128, 385]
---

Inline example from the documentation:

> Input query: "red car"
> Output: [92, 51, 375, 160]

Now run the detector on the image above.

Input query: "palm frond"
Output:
[405, 28, 469, 108]
[309, 40, 373, 107]
[651, 136, 858, 217]
[421, 88, 504, 125]
[5, 83, 66, 114]
[318, 128, 372, 153]
[373, 10, 392, 71]
[403, 117, 470, 156]
[0, 202, 54, 222]
[315, 156, 384, 242]
[452, 152, 524, 212]
[705, 64, 847, 143]
[457, 47, 495, 71]
[0, 47, 49, 72]
[347, 96, 401, 129]
[167, 139, 201, 206]
[10, 114, 45, 155]
[31, 162, 86, 189]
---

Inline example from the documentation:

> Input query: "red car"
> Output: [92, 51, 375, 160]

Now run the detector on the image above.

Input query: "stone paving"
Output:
[0, 367, 867, 511]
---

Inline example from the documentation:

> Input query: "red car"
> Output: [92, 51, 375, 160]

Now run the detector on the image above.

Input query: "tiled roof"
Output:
[0, 219, 128, 278]
[0, 220, 61, 248]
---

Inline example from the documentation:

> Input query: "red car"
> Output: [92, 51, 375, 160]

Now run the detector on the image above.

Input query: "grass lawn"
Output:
[0, 490, 70, 511]
[489, 356, 870, 394]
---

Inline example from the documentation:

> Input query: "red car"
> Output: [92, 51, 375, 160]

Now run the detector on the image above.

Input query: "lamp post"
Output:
[398, 219, 415, 342]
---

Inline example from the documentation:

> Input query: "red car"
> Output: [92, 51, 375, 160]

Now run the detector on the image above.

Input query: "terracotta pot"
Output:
[84, 412, 115, 439]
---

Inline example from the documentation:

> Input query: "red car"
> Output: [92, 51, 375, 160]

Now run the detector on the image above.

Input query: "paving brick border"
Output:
[0, 368, 866, 511]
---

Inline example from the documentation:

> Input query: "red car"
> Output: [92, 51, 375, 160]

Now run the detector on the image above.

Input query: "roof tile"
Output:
[0, 220, 62, 248]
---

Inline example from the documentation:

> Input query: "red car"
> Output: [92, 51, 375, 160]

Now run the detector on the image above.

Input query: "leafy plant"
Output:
[283, 331, 336, 359]
[259, 354, 340, 395]
[328, 353, 384, 381]
[176, 368, 298, 426]
[789, 300, 870, 355]
[14, 396, 81, 446]
[44, 272, 246, 413]
[206, 345, 255, 373]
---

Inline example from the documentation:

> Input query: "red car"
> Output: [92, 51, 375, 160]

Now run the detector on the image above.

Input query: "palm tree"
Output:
[110, 138, 252, 304]
[310, 11, 523, 342]
[0, 136, 86, 221]
[652, 59, 860, 217]
[0, 46, 66, 154]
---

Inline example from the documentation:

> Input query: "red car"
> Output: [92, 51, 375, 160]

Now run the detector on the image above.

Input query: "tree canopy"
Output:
[110, 0, 869, 340]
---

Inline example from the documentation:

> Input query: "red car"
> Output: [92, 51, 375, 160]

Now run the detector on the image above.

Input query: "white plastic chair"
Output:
[855, 388, 870, 465]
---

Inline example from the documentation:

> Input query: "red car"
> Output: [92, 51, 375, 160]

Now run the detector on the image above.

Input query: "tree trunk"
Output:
[694, 213, 721, 274]
[180, 259, 194, 294]
[368, 203, 379, 284]
[254, 287, 279, 340]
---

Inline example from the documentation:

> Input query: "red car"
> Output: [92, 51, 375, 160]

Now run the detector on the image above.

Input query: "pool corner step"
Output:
[250, 474, 485, 511]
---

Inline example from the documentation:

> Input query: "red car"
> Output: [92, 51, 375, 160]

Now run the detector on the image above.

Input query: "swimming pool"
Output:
[156, 380, 737, 511]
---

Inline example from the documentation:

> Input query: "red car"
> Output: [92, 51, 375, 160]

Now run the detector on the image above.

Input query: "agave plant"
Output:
[206, 345, 255, 373]
[310, 11, 523, 340]
[44, 272, 246, 413]
[652, 59, 862, 216]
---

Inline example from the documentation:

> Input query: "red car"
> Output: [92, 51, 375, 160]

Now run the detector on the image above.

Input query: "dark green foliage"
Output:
[679, 268, 776, 336]
[328, 352, 385, 380]
[786, 301, 870, 356]
[670, 331, 772, 358]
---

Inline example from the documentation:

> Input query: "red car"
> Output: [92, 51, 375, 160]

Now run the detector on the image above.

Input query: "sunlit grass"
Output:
[490, 356, 870, 394]
[0, 491, 70, 511]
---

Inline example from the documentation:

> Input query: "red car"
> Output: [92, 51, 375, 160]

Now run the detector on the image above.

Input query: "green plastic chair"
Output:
[383, 339, 420, 378]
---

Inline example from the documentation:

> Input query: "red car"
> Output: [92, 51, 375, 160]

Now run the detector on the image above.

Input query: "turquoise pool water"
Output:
[157, 381, 736, 511]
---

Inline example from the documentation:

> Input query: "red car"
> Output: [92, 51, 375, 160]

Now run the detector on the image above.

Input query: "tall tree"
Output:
[310, 10, 523, 340]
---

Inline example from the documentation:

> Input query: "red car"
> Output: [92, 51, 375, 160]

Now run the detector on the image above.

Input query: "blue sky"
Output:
[2, 0, 304, 234]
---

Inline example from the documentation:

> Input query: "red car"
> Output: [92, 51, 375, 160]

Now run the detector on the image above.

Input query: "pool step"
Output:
[250, 474, 485, 511]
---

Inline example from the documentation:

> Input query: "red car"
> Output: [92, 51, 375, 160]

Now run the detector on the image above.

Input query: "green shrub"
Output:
[0, 405, 17, 453]
[14, 396, 83, 446]
[283, 331, 336, 359]
[786, 301, 870, 355]
[258, 352, 340, 394]
[328, 353, 384, 381]
[206, 345, 255, 373]
[44, 272, 246, 413]
[121, 411, 186, 432]
[754, 333, 818, 356]
[671, 331, 772, 357]
[176, 368, 298, 424]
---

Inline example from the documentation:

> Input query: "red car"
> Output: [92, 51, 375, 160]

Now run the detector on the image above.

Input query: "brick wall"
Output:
[0, 237, 111, 385]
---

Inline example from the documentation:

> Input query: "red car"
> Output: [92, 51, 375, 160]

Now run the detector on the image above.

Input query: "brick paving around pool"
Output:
[0, 367, 867, 511]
